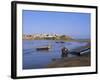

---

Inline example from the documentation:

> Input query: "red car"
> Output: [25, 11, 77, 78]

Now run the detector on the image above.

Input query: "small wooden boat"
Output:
[55, 41, 65, 43]
[36, 45, 51, 51]
[60, 41, 65, 43]
[56, 42, 59, 43]
[70, 48, 90, 56]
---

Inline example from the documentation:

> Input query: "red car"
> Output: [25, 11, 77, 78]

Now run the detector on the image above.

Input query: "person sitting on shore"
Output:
[61, 47, 69, 57]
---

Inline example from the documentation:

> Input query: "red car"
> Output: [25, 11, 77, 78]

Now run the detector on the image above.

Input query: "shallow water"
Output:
[23, 40, 87, 69]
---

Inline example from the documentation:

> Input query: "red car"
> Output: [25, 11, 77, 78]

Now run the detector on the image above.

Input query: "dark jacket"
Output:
[62, 47, 68, 54]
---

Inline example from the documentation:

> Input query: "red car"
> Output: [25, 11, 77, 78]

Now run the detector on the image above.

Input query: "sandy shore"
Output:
[47, 53, 90, 68]
[47, 42, 91, 68]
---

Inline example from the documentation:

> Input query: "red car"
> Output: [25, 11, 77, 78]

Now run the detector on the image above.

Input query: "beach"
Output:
[23, 40, 90, 69]
[47, 42, 90, 68]
[47, 53, 90, 68]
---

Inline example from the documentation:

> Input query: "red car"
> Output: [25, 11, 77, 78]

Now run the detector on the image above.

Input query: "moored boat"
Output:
[36, 45, 51, 51]
[55, 41, 65, 43]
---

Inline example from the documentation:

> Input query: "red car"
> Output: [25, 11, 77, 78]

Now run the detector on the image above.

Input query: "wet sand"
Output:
[47, 53, 90, 68]
[47, 42, 91, 68]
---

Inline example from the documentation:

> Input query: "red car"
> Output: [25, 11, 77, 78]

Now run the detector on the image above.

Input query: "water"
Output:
[23, 40, 87, 69]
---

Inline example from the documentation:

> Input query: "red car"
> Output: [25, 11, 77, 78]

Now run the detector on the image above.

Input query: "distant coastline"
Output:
[22, 34, 73, 40]
[22, 34, 90, 42]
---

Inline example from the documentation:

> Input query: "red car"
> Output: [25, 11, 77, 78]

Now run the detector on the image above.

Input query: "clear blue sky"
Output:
[22, 10, 90, 39]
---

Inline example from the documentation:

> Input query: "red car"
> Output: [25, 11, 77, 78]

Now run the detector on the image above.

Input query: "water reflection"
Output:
[23, 40, 87, 69]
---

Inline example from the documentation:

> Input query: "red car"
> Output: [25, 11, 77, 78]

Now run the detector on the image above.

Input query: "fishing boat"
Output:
[69, 48, 90, 56]
[36, 45, 51, 51]
[55, 41, 65, 43]
[60, 41, 65, 43]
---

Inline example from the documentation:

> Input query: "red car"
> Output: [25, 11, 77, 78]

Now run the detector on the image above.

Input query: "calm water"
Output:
[23, 40, 87, 69]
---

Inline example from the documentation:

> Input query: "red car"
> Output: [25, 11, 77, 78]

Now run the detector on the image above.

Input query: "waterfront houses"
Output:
[23, 34, 72, 40]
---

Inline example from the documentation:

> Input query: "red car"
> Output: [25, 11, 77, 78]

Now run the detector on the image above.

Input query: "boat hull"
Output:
[36, 47, 49, 51]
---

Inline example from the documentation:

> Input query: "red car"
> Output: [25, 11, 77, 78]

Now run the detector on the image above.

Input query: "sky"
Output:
[22, 10, 90, 39]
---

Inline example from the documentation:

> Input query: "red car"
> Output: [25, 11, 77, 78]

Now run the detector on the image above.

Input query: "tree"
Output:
[60, 35, 72, 40]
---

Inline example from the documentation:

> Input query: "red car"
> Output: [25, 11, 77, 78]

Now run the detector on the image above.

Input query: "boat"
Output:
[36, 45, 51, 51]
[69, 48, 90, 56]
[55, 42, 59, 43]
[55, 41, 65, 43]
[60, 41, 65, 43]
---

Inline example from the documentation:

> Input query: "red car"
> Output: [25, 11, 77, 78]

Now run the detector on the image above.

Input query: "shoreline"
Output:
[47, 43, 91, 68]
[23, 39, 90, 43]
[47, 53, 90, 68]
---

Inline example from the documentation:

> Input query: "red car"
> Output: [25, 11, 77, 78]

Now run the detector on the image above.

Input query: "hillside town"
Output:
[23, 34, 72, 40]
